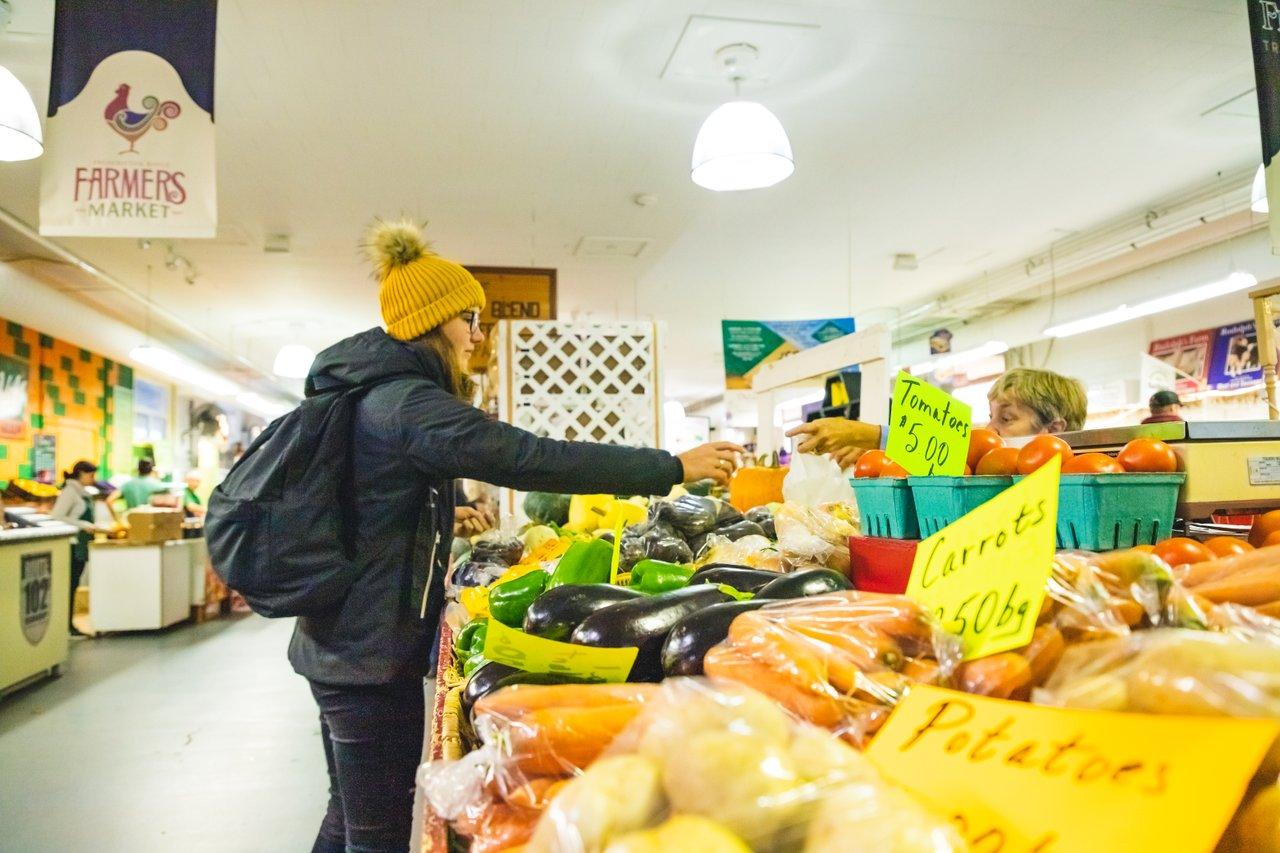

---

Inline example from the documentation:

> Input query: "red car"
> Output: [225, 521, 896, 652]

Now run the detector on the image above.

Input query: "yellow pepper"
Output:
[460, 585, 490, 618]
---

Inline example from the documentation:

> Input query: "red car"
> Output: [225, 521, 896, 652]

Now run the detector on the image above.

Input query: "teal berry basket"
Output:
[850, 477, 919, 539]
[1054, 472, 1187, 550]
[908, 475, 1014, 537]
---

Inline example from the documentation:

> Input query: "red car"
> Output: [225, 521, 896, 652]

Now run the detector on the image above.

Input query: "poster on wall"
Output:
[1147, 330, 1213, 394]
[464, 267, 557, 374]
[1249, 0, 1280, 249]
[31, 434, 56, 483]
[721, 318, 856, 390]
[39, 0, 218, 238]
[0, 354, 29, 439]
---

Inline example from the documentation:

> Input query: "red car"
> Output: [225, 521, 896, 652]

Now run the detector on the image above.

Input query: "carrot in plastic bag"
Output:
[702, 643, 861, 731]
[1176, 545, 1280, 588]
[503, 703, 646, 777]
[473, 683, 657, 719]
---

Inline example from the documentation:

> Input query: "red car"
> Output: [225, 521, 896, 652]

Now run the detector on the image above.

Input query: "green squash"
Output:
[523, 491, 572, 525]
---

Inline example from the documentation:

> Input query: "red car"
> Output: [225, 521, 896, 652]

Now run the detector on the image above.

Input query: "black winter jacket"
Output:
[288, 328, 684, 686]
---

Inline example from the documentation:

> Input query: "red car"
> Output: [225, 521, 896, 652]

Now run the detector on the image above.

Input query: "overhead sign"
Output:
[40, 0, 218, 238]
[906, 457, 1059, 660]
[1250, 0, 1280, 249]
[886, 372, 971, 476]
[866, 685, 1278, 853]
[722, 318, 855, 391]
[465, 266, 557, 373]
[483, 616, 638, 683]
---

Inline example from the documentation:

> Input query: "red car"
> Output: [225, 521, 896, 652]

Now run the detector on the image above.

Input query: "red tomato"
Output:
[880, 460, 911, 478]
[1015, 435, 1074, 475]
[1151, 537, 1215, 567]
[1203, 536, 1254, 558]
[1250, 510, 1280, 548]
[853, 449, 888, 479]
[1117, 438, 1178, 473]
[974, 447, 1020, 476]
[1062, 452, 1124, 474]
[966, 428, 1004, 471]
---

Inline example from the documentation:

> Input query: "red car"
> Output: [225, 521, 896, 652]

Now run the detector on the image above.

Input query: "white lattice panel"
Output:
[497, 320, 661, 448]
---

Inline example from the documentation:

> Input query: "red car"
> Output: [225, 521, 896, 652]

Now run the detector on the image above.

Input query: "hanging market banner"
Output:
[1149, 318, 1280, 394]
[721, 318, 855, 391]
[1146, 329, 1214, 394]
[40, 0, 218, 238]
[1250, 0, 1280, 249]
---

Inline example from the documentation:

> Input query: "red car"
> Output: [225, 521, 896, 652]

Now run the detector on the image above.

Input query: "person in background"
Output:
[120, 458, 166, 509]
[49, 460, 105, 635]
[1141, 390, 1184, 425]
[182, 473, 206, 518]
[283, 219, 741, 853]
[788, 366, 1088, 467]
[454, 480, 495, 537]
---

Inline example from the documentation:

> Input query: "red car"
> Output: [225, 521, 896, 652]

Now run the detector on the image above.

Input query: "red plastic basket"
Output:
[849, 535, 918, 594]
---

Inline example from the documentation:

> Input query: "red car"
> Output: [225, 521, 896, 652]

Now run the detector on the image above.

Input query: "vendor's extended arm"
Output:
[786, 417, 884, 469]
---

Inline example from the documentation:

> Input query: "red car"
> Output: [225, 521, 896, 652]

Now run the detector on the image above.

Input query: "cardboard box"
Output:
[126, 508, 184, 544]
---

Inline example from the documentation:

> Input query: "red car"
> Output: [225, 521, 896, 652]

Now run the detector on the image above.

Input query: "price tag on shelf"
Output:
[886, 372, 971, 476]
[866, 685, 1278, 853]
[483, 617, 638, 683]
[905, 456, 1060, 660]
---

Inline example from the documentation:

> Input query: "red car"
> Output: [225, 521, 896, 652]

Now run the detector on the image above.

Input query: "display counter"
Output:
[89, 539, 196, 632]
[0, 526, 76, 695]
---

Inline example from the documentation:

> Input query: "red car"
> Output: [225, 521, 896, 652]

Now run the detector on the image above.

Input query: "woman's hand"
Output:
[677, 441, 746, 486]
[454, 506, 494, 538]
[786, 418, 881, 459]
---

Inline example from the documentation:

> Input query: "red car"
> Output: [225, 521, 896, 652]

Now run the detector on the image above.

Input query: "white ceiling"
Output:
[0, 0, 1264, 404]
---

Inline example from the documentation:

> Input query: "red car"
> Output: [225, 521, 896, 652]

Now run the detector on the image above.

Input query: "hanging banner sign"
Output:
[40, 0, 218, 238]
[1250, 0, 1280, 249]
[722, 318, 855, 391]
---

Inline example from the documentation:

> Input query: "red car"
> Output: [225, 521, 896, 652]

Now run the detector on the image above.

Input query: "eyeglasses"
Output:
[460, 310, 482, 335]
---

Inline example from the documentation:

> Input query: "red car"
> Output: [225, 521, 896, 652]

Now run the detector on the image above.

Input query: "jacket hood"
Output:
[306, 327, 446, 396]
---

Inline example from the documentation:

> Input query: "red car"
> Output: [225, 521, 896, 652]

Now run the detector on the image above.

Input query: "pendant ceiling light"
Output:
[1253, 164, 1270, 215]
[691, 44, 793, 192]
[0, 64, 42, 162]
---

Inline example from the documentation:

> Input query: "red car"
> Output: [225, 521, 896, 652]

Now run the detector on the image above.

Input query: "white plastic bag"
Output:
[782, 453, 855, 507]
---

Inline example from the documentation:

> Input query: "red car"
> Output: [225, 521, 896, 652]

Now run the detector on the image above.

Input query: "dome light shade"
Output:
[0, 65, 42, 162]
[1253, 164, 1270, 215]
[691, 100, 793, 191]
[273, 343, 316, 378]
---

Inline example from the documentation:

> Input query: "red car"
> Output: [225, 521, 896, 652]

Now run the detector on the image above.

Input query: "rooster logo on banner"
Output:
[103, 84, 181, 154]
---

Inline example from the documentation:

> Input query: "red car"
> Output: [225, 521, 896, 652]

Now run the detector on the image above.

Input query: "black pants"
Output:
[69, 554, 86, 624]
[308, 679, 426, 853]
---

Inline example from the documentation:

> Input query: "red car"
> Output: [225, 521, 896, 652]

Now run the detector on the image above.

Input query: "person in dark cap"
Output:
[1141, 390, 1183, 424]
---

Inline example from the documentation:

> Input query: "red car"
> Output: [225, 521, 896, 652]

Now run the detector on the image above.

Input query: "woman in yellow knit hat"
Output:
[293, 219, 741, 853]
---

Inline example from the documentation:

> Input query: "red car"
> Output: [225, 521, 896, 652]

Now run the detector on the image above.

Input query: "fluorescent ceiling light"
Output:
[691, 101, 794, 191]
[1044, 271, 1258, 339]
[0, 64, 42, 161]
[129, 345, 241, 397]
[236, 392, 292, 420]
[272, 343, 315, 378]
[1253, 164, 1271, 215]
[909, 341, 1009, 376]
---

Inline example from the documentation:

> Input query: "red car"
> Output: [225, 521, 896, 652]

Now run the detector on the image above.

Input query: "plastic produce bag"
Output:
[527, 678, 965, 852]
[774, 502, 858, 573]
[782, 453, 855, 507]
[1043, 549, 1175, 640]
[418, 683, 660, 852]
[702, 591, 960, 746]
[699, 535, 783, 572]
[619, 518, 693, 570]
[654, 494, 721, 537]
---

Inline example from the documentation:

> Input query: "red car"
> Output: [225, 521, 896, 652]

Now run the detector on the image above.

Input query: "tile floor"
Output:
[0, 615, 328, 852]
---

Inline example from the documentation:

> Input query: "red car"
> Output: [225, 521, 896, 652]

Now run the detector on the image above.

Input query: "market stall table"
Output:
[88, 539, 195, 632]
[0, 523, 76, 695]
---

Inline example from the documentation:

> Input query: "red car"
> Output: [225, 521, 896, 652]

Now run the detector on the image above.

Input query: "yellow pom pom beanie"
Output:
[365, 218, 487, 341]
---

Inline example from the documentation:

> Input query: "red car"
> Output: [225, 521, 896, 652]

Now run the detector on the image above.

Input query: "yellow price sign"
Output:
[906, 457, 1060, 660]
[886, 372, 971, 476]
[867, 685, 1278, 853]
[483, 617, 638, 683]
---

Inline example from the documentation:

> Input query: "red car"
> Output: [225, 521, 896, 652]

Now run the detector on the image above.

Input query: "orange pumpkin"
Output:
[729, 465, 788, 512]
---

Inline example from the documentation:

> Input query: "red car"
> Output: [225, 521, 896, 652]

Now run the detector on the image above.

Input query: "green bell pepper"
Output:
[463, 651, 489, 677]
[489, 570, 549, 627]
[547, 538, 615, 588]
[454, 618, 489, 657]
[629, 559, 694, 594]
